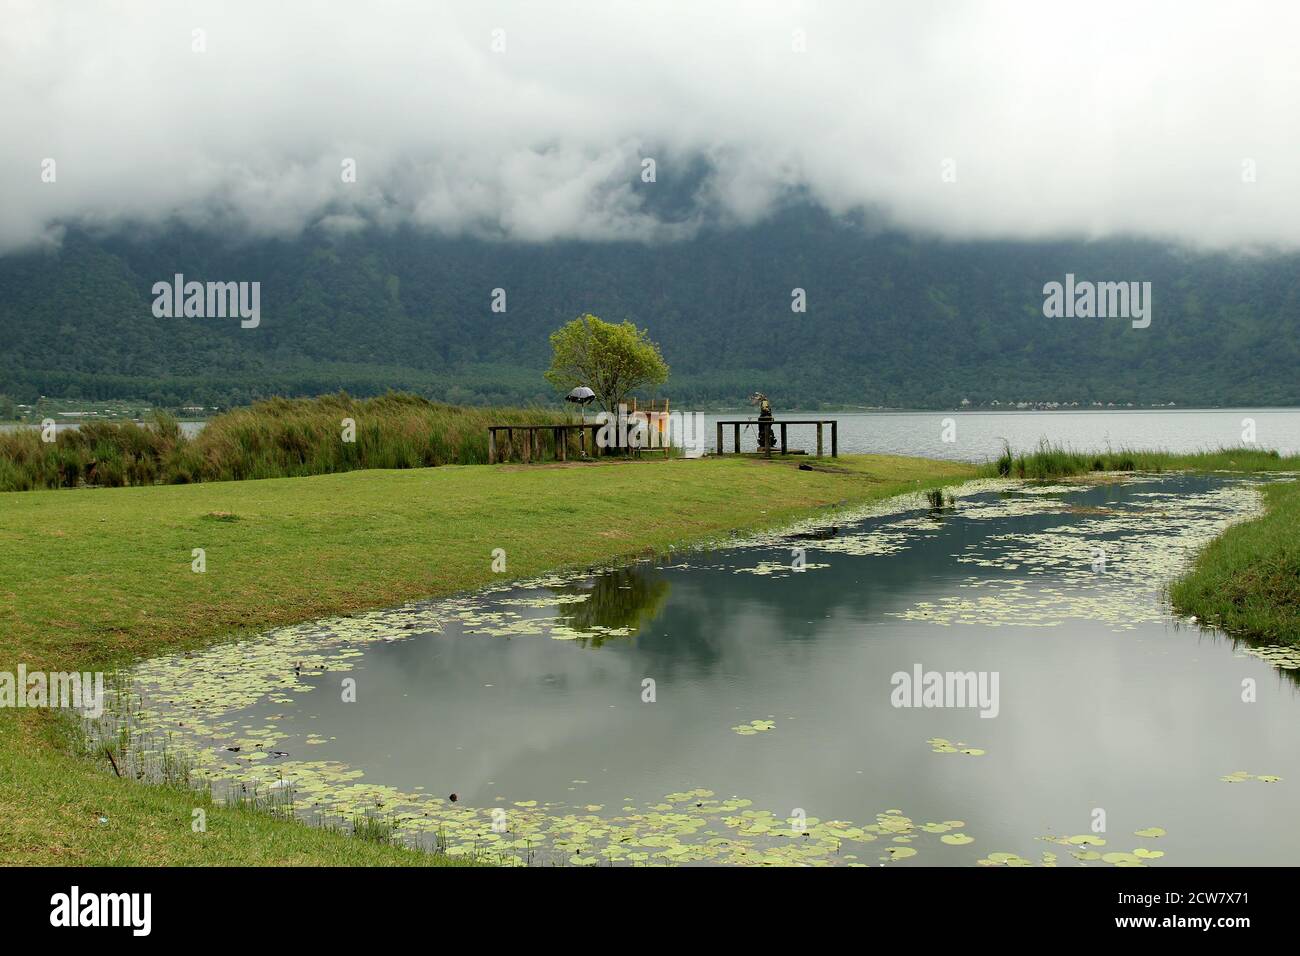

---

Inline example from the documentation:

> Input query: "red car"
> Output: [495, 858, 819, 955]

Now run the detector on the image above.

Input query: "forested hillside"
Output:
[2, 206, 1297, 409]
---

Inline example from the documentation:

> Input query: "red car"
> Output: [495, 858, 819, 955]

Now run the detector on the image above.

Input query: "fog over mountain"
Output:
[4, 0, 1299, 254]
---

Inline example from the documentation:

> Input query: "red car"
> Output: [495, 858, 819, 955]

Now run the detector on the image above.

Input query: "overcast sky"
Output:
[3, 0, 1298, 254]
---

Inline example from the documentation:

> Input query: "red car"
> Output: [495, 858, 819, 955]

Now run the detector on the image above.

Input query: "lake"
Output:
[105, 471, 1300, 866]
[702, 408, 1300, 460]
[7, 407, 1300, 464]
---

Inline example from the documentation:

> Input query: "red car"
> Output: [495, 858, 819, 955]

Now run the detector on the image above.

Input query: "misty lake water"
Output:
[12, 407, 1300, 461]
[111, 471, 1300, 866]
[702, 408, 1300, 459]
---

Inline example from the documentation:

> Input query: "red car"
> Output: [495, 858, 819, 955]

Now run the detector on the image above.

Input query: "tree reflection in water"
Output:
[553, 563, 671, 647]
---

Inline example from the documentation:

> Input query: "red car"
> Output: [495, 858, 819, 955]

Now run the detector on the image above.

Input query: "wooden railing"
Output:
[487, 423, 602, 464]
[714, 419, 839, 457]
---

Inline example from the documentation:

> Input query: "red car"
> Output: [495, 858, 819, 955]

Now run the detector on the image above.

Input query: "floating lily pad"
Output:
[884, 846, 917, 860]
[927, 737, 985, 756]
[1066, 834, 1106, 846]
[1220, 771, 1282, 784]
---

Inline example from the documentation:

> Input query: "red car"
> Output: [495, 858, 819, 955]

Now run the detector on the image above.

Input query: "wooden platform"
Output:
[487, 423, 602, 464]
[714, 419, 838, 457]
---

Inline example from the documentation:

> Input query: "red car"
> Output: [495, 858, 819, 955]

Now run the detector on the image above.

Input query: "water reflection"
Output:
[112, 473, 1300, 866]
[552, 565, 671, 647]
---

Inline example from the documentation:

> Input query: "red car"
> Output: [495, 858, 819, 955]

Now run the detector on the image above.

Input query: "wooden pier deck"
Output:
[714, 419, 839, 457]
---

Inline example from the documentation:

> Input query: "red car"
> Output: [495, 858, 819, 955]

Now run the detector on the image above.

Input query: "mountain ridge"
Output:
[2, 207, 1297, 409]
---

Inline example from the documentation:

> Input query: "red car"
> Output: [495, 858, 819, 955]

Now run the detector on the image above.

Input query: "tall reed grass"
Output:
[0, 393, 571, 491]
[985, 439, 1298, 481]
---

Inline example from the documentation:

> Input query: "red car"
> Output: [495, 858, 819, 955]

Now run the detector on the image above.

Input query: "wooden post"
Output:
[780, 423, 787, 455]
[716, 422, 723, 455]
[733, 423, 741, 455]
[557, 426, 566, 461]
[488, 428, 497, 465]
[816, 423, 824, 458]
[831, 420, 838, 458]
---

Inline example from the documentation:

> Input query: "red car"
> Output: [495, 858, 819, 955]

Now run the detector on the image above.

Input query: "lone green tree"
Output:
[545, 313, 669, 412]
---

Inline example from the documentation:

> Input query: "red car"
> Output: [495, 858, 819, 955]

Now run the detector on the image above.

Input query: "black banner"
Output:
[0, 864, 1278, 940]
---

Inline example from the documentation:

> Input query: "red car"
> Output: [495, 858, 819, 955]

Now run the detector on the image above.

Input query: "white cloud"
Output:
[2, 0, 1298, 253]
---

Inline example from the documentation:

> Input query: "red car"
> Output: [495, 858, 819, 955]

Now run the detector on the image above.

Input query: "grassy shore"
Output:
[0, 453, 974, 865]
[1170, 478, 1300, 644]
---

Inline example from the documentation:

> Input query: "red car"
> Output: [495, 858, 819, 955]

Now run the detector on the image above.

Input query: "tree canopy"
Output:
[544, 314, 669, 412]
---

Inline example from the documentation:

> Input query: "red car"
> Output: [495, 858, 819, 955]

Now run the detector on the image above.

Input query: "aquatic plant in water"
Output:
[95, 475, 1289, 867]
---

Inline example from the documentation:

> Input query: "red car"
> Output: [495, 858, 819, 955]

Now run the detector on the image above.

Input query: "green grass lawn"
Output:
[0, 453, 975, 865]
[1170, 477, 1300, 644]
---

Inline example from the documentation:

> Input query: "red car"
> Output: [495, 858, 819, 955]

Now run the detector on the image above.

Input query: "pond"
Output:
[106, 472, 1300, 866]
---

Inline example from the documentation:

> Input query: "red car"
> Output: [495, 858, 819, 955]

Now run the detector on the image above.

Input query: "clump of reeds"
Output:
[0, 392, 570, 491]
[177, 392, 568, 481]
[988, 439, 1296, 481]
[925, 488, 953, 510]
[350, 813, 399, 844]
[0, 412, 183, 491]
